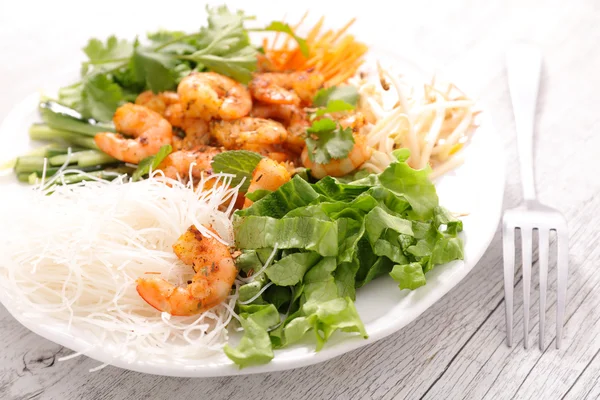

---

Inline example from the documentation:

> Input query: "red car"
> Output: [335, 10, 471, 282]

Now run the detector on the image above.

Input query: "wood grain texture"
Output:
[0, 0, 598, 399]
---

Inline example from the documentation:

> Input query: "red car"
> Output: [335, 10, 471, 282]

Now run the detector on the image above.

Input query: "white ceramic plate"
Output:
[0, 47, 504, 377]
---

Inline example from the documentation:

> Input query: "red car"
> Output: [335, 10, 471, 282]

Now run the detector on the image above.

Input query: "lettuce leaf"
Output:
[390, 262, 427, 290]
[223, 304, 279, 368]
[265, 252, 322, 286]
[237, 175, 319, 218]
[378, 161, 439, 219]
[234, 216, 338, 256]
[227, 154, 464, 368]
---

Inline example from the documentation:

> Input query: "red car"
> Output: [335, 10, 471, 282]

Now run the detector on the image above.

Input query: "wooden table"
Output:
[0, 1, 598, 399]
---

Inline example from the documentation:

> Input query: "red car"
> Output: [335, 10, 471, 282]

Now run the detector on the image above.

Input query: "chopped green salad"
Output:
[218, 151, 463, 367]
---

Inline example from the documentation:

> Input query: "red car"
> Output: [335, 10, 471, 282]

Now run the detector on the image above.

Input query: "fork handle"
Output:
[507, 44, 542, 202]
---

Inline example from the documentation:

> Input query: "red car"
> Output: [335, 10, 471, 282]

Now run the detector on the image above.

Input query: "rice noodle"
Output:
[0, 170, 242, 365]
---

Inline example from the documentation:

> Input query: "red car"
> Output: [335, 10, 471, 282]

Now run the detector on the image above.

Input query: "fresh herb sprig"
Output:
[305, 85, 360, 163]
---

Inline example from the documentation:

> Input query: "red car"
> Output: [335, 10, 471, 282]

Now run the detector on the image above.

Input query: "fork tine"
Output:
[556, 229, 569, 349]
[503, 224, 515, 347]
[521, 228, 533, 349]
[538, 229, 549, 350]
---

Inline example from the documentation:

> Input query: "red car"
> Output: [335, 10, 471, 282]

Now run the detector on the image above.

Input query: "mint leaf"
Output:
[313, 85, 359, 107]
[261, 21, 309, 57]
[132, 144, 173, 181]
[305, 118, 355, 164]
[211, 150, 263, 192]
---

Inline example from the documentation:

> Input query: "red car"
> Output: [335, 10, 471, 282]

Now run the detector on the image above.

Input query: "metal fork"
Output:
[503, 43, 569, 350]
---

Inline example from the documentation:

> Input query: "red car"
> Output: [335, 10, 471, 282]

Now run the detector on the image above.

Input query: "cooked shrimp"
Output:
[244, 158, 292, 208]
[157, 146, 222, 179]
[135, 90, 180, 115]
[249, 71, 324, 106]
[251, 103, 310, 154]
[136, 225, 237, 316]
[136, 91, 212, 146]
[210, 117, 288, 150]
[178, 72, 252, 120]
[95, 103, 173, 164]
[301, 134, 372, 179]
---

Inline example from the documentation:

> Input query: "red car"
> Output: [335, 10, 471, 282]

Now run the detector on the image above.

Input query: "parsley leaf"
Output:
[313, 85, 360, 107]
[305, 118, 355, 164]
[260, 21, 309, 57]
[211, 150, 263, 191]
[132, 144, 173, 181]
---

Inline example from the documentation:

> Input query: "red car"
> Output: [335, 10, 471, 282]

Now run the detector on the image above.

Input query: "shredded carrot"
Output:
[262, 14, 367, 86]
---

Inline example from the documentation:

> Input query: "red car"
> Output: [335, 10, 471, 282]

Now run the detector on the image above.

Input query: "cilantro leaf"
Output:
[132, 144, 173, 181]
[146, 30, 187, 44]
[260, 21, 309, 57]
[183, 6, 258, 83]
[314, 99, 355, 117]
[211, 150, 263, 192]
[80, 74, 125, 121]
[83, 36, 133, 62]
[305, 118, 355, 164]
[57, 82, 84, 111]
[131, 45, 178, 93]
[191, 46, 258, 84]
[81, 36, 133, 74]
[313, 85, 359, 107]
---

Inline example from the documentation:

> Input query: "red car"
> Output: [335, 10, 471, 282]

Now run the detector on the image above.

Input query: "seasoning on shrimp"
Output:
[248, 71, 324, 106]
[136, 225, 238, 316]
[251, 102, 310, 154]
[95, 103, 173, 164]
[209, 117, 288, 150]
[157, 146, 222, 180]
[135, 90, 211, 149]
[178, 72, 252, 120]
